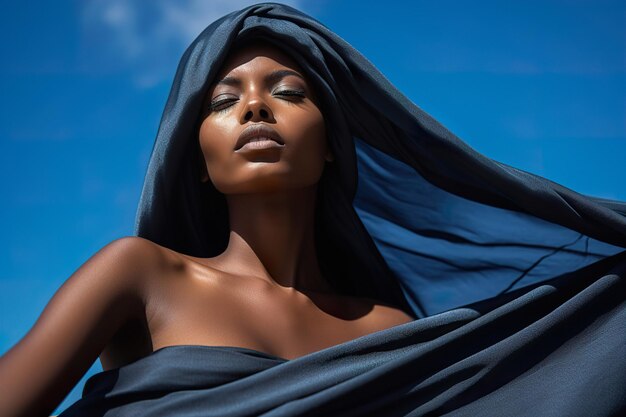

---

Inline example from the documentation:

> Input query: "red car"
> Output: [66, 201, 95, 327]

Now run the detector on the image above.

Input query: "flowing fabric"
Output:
[59, 253, 626, 416]
[60, 2, 626, 416]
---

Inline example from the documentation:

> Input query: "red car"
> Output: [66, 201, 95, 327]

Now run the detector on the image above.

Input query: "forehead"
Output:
[216, 42, 305, 79]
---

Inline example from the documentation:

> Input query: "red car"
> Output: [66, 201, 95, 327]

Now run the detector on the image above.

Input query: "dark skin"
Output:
[0, 43, 414, 417]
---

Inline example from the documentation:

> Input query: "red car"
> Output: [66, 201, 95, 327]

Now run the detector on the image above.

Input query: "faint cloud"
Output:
[79, 0, 303, 88]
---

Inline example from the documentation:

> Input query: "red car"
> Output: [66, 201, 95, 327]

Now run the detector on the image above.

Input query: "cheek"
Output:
[199, 120, 229, 164]
[283, 110, 328, 183]
[198, 120, 236, 187]
[294, 110, 327, 155]
[198, 123, 215, 161]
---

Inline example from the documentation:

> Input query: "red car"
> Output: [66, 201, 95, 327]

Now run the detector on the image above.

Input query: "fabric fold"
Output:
[133, 2, 626, 316]
[58, 2, 626, 415]
[59, 252, 625, 416]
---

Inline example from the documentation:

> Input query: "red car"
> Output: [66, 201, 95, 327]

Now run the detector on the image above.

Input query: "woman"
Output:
[1, 3, 625, 416]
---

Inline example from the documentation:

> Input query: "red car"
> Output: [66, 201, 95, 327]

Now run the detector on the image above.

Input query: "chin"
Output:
[220, 177, 322, 195]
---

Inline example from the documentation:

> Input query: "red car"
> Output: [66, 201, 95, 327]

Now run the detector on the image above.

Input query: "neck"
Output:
[211, 184, 333, 294]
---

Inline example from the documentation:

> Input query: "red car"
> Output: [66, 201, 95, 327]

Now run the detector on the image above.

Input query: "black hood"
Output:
[134, 2, 625, 318]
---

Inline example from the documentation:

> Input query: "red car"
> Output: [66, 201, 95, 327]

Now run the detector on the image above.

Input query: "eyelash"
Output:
[208, 89, 306, 113]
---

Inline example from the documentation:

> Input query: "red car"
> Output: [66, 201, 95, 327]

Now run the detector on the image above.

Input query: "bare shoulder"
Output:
[49, 235, 166, 310]
[98, 236, 185, 286]
[306, 289, 415, 324]
[102, 235, 171, 270]
[0, 236, 171, 416]
[356, 296, 415, 327]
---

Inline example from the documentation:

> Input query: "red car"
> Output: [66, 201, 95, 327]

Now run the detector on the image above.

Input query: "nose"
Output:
[241, 96, 275, 123]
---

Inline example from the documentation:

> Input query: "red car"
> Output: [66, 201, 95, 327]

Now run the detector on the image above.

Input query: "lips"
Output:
[234, 124, 285, 151]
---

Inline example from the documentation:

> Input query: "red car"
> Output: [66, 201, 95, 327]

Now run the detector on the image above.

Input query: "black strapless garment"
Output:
[112, 2, 626, 416]
[58, 252, 626, 417]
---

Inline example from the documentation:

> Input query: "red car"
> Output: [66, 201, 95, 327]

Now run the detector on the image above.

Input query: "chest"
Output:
[142, 269, 376, 362]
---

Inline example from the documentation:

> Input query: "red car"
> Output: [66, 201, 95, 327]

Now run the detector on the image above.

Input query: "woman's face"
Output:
[198, 43, 331, 194]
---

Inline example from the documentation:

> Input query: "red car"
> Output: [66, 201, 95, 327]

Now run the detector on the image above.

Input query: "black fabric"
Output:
[60, 2, 626, 415]
[60, 252, 626, 416]
[131, 2, 626, 317]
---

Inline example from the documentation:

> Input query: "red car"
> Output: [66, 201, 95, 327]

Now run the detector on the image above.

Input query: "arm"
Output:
[0, 236, 155, 417]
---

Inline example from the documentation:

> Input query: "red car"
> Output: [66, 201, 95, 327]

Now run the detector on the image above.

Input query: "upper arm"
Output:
[0, 236, 159, 417]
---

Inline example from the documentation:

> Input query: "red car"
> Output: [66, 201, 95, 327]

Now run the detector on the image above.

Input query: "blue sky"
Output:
[1, 0, 624, 413]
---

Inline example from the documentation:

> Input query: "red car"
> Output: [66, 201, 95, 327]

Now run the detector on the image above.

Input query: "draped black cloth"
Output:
[59, 2, 626, 416]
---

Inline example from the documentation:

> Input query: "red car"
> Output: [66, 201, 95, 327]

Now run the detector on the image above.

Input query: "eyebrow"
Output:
[215, 69, 306, 87]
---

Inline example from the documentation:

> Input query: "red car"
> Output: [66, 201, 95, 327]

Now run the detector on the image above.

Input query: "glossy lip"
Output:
[234, 124, 285, 151]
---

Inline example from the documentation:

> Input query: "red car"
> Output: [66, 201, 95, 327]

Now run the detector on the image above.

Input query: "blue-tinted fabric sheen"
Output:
[58, 2, 626, 416]
[130, 2, 626, 316]
[59, 253, 625, 416]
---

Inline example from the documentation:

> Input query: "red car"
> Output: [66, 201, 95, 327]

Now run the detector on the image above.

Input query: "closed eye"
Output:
[208, 98, 238, 113]
[274, 89, 306, 99]
[208, 89, 306, 113]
